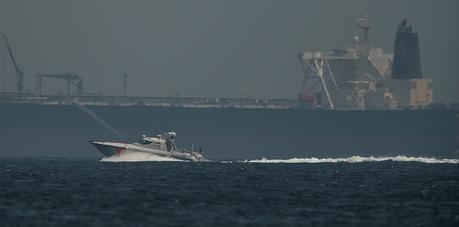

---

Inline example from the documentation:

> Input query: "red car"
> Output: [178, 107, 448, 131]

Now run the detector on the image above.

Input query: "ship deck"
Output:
[0, 93, 302, 109]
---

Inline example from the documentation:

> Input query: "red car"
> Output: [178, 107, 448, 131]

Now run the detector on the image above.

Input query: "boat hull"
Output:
[90, 141, 205, 162]
[91, 142, 125, 157]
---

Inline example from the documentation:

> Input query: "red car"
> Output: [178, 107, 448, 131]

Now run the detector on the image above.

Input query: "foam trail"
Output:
[243, 156, 459, 164]
[101, 151, 183, 162]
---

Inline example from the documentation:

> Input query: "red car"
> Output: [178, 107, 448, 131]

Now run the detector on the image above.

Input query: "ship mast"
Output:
[355, 15, 371, 56]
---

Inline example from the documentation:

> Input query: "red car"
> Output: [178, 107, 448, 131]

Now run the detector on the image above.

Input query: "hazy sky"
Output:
[1, 0, 458, 102]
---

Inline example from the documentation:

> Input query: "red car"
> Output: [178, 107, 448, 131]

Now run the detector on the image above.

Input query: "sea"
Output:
[1, 154, 459, 226]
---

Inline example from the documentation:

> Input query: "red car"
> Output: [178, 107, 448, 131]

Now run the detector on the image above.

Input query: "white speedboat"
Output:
[91, 132, 206, 162]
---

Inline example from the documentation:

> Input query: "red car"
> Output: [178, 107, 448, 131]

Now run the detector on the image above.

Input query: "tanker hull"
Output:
[1, 103, 458, 160]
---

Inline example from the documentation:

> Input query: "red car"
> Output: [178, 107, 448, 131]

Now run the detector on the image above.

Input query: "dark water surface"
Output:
[1, 158, 458, 226]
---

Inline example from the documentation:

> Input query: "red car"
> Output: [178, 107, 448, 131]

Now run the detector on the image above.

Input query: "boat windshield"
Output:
[138, 139, 152, 145]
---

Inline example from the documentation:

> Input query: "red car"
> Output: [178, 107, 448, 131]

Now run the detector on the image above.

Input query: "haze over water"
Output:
[1, 0, 458, 102]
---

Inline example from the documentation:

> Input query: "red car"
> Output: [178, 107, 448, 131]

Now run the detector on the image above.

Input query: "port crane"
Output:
[2, 34, 24, 92]
[35, 73, 84, 95]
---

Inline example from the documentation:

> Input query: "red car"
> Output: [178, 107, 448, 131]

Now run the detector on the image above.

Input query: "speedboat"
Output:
[90, 132, 206, 162]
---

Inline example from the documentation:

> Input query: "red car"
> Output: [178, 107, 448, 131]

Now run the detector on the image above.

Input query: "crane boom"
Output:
[2, 34, 24, 92]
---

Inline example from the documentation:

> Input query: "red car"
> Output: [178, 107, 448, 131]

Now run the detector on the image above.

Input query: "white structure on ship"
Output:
[298, 16, 432, 110]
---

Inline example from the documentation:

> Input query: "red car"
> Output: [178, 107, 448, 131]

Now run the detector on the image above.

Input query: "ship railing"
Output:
[0, 94, 300, 109]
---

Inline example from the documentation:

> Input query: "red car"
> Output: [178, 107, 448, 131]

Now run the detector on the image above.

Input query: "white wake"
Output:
[101, 151, 182, 162]
[100, 153, 459, 164]
[242, 156, 459, 164]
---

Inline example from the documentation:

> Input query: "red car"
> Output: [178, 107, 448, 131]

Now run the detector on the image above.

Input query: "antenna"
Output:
[1, 38, 6, 92]
[355, 14, 371, 55]
[123, 73, 128, 96]
[71, 99, 123, 139]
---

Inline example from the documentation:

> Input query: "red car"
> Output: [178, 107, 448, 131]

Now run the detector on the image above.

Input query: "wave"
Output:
[100, 153, 459, 164]
[101, 151, 182, 162]
[242, 156, 459, 164]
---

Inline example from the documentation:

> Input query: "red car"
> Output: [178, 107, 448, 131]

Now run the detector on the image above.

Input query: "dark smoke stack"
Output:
[391, 19, 422, 79]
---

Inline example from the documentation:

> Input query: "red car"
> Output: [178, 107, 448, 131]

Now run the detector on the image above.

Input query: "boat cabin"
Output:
[135, 132, 177, 152]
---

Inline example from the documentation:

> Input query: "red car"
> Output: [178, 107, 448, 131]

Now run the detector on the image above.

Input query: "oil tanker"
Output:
[0, 18, 458, 160]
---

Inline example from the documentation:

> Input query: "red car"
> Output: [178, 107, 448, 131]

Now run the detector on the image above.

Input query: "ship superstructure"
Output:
[298, 17, 432, 110]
